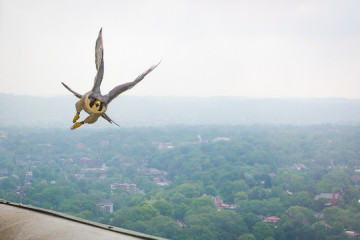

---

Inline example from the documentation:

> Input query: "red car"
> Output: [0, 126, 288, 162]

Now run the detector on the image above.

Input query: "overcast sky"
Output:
[0, 0, 359, 98]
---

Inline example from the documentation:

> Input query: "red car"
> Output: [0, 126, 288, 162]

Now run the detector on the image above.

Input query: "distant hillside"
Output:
[1, 93, 360, 128]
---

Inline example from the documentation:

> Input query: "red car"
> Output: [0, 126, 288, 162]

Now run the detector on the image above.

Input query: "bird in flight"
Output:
[62, 28, 160, 130]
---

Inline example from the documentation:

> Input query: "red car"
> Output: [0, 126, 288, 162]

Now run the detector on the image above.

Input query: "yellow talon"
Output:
[71, 122, 83, 130]
[73, 114, 80, 123]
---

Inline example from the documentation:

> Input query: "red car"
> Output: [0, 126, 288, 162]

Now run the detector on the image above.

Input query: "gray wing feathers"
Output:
[92, 28, 104, 94]
[91, 57, 104, 94]
[101, 113, 120, 127]
[61, 82, 83, 99]
[95, 28, 103, 71]
[105, 61, 160, 104]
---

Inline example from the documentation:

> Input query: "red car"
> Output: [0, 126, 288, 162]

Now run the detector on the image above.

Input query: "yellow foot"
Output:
[71, 122, 83, 130]
[73, 114, 80, 123]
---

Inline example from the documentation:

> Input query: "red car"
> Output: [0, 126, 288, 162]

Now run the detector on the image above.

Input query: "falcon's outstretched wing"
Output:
[101, 113, 120, 127]
[91, 56, 104, 95]
[95, 28, 103, 71]
[104, 61, 160, 104]
[61, 82, 83, 99]
[91, 28, 105, 97]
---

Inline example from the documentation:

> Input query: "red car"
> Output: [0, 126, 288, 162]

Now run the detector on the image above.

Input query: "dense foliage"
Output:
[1, 125, 360, 240]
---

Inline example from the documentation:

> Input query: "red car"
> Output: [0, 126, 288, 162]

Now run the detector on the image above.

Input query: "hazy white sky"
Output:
[0, 0, 359, 98]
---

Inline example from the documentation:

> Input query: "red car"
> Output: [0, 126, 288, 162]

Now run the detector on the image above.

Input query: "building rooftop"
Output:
[0, 199, 167, 240]
[314, 193, 341, 200]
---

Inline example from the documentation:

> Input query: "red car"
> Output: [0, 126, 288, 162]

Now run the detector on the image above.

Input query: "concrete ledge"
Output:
[0, 199, 167, 240]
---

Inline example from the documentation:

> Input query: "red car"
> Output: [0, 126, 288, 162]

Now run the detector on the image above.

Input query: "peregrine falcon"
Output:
[62, 29, 160, 130]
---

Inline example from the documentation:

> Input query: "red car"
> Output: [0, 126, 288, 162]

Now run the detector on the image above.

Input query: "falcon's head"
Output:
[89, 98, 105, 112]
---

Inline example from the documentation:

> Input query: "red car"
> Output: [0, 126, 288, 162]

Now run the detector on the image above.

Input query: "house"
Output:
[222, 204, 236, 210]
[25, 180, 32, 186]
[142, 168, 167, 177]
[96, 200, 113, 213]
[153, 177, 170, 186]
[176, 220, 186, 228]
[25, 171, 33, 180]
[212, 196, 223, 210]
[291, 163, 306, 171]
[74, 173, 85, 180]
[269, 173, 277, 178]
[83, 168, 106, 173]
[98, 175, 107, 180]
[264, 216, 281, 225]
[345, 231, 359, 237]
[315, 193, 341, 206]
[15, 186, 25, 198]
[211, 196, 236, 211]
[77, 157, 101, 168]
[111, 183, 136, 191]
[16, 160, 28, 167]
[213, 137, 231, 142]
[151, 142, 173, 150]
[0, 168, 8, 175]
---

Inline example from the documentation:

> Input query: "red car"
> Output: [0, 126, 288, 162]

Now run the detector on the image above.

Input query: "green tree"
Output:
[243, 212, 261, 230]
[263, 198, 285, 216]
[322, 206, 357, 231]
[212, 211, 247, 240]
[145, 215, 180, 239]
[1, 177, 16, 191]
[252, 222, 274, 240]
[187, 195, 216, 216]
[184, 225, 216, 240]
[3, 192, 20, 202]
[342, 188, 360, 206]
[153, 200, 174, 217]
[169, 192, 191, 205]
[174, 183, 202, 198]
[205, 185, 218, 196]
[264, 237, 275, 240]
[312, 222, 327, 240]
[237, 200, 264, 215]
[238, 233, 256, 240]
[316, 169, 351, 193]
[219, 180, 250, 203]
[287, 206, 316, 225]
[235, 191, 249, 204]
[174, 203, 189, 220]
[128, 205, 159, 222]
[327, 221, 348, 240]
[289, 191, 312, 208]
[76, 210, 94, 221]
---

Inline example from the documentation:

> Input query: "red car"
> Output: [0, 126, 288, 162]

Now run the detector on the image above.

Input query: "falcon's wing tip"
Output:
[102, 113, 120, 127]
[154, 60, 161, 68]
